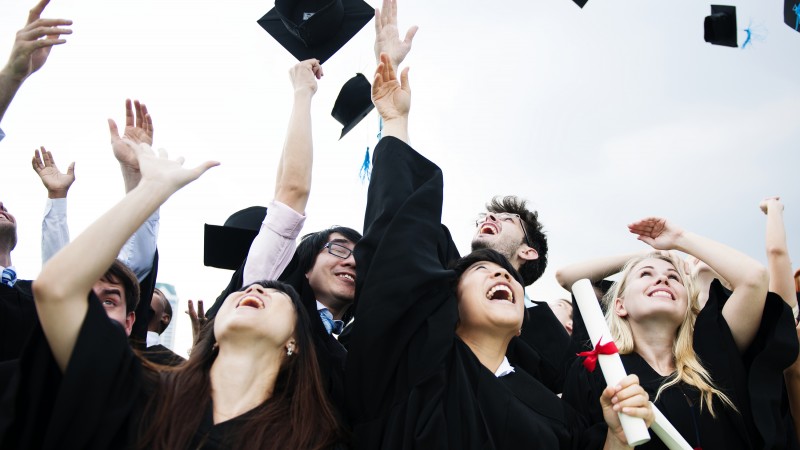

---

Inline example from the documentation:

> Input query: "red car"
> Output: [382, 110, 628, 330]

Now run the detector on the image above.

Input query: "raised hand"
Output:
[759, 196, 783, 215]
[31, 146, 74, 198]
[372, 52, 410, 122]
[289, 59, 323, 95]
[132, 139, 218, 194]
[3, 0, 72, 82]
[628, 217, 685, 251]
[108, 99, 154, 192]
[374, 0, 418, 67]
[186, 299, 207, 345]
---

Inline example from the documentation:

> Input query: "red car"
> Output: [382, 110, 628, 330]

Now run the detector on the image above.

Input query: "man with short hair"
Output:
[142, 287, 185, 366]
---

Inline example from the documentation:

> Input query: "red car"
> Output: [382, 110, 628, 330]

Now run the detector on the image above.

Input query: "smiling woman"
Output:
[560, 218, 799, 449]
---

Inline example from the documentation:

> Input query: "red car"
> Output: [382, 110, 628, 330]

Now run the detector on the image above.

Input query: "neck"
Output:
[318, 297, 349, 320]
[456, 327, 512, 374]
[0, 249, 11, 268]
[629, 320, 677, 376]
[209, 341, 283, 424]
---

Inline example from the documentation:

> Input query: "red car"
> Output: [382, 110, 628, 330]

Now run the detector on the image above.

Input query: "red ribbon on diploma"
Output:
[577, 338, 619, 372]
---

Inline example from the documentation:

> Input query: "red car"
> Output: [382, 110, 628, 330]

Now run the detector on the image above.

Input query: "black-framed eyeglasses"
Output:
[322, 242, 354, 259]
[475, 212, 532, 247]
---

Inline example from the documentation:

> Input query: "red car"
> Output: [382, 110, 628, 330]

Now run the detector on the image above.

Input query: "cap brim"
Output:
[258, 0, 374, 64]
[204, 224, 259, 270]
[339, 103, 375, 139]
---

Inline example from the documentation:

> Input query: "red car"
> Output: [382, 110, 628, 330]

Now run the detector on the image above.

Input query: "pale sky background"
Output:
[0, 0, 798, 356]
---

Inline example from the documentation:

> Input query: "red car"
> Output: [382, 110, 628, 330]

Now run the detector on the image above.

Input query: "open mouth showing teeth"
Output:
[648, 290, 674, 300]
[480, 224, 497, 235]
[486, 285, 514, 303]
[237, 296, 265, 309]
[337, 274, 355, 282]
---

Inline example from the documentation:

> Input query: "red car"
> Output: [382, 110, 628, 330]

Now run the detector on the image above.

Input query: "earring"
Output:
[517, 329, 522, 337]
[286, 344, 294, 356]
[212, 342, 219, 351]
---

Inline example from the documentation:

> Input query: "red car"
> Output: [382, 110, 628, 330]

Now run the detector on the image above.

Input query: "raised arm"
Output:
[241, 60, 319, 285]
[629, 217, 769, 352]
[109, 99, 159, 281]
[373, 0, 418, 68]
[760, 197, 797, 311]
[555, 251, 646, 292]
[373, 52, 410, 143]
[32, 146, 74, 264]
[0, 0, 71, 128]
[32, 141, 217, 371]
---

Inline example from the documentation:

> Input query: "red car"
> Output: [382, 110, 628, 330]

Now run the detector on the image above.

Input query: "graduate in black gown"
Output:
[344, 53, 653, 450]
[0, 141, 346, 450]
[559, 218, 799, 449]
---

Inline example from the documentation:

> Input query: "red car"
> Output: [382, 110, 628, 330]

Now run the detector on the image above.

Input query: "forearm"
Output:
[603, 430, 633, 450]
[41, 198, 69, 265]
[120, 166, 142, 193]
[274, 91, 313, 213]
[381, 117, 408, 144]
[674, 231, 767, 292]
[555, 252, 643, 291]
[117, 209, 159, 281]
[0, 68, 24, 125]
[765, 208, 797, 308]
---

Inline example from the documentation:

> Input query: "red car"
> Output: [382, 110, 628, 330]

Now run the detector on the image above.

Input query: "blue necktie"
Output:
[319, 308, 344, 335]
[1, 267, 17, 287]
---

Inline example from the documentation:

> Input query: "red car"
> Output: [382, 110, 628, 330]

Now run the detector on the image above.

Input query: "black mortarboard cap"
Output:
[258, 0, 374, 64]
[785, 0, 800, 32]
[204, 206, 266, 270]
[704, 5, 738, 47]
[332, 73, 374, 139]
[572, 0, 589, 8]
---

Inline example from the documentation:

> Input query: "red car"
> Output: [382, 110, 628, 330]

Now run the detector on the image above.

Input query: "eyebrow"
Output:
[638, 265, 679, 275]
[100, 288, 123, 298]
[329, 239, 353, 247]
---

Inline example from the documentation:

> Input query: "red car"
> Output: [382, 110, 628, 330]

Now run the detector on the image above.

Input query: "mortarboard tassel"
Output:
[795, 4, 800, 30]
[359, 146, 371, 183]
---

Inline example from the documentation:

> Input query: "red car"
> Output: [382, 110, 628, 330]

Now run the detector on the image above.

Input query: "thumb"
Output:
[67, 162, 75, 177]
[400, 66, 411, 93]
[108, 119, 120, 141]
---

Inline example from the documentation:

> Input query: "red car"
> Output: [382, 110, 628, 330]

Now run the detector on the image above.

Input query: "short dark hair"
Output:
[153, 288, 172, 333]
[486, 196, 548, 286]
[450, 248, 524, 287]
[295, 226, 363, 275]
[105, 259, 140, 314]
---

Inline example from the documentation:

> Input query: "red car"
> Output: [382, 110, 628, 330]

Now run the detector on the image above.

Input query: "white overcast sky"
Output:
[1, 0, 798, 355]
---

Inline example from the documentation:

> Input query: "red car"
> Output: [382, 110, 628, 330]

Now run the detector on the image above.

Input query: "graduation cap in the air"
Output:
[204, 206, 266, 270]
[258, 0, 374, 64]
[785, 0, 800, 32]
[332, 73, 374, 139]
[704, 5, 738, 47]
[572, 0, 589, 8]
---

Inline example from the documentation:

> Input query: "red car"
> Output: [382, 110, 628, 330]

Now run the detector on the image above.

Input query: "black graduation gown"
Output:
[0, 280, 37, 362]
[345, 136, 584, 450]
[562, 280, 798, 450]
[0, 292, 282, 450]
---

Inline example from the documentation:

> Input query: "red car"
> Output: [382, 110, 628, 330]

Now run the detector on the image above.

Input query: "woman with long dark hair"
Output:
[0, 141, 345, 449]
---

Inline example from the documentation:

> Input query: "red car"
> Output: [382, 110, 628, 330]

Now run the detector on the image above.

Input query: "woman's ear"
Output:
[614, 297, 627, 318]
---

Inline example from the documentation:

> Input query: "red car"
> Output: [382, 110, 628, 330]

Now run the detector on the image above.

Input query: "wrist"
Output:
[0, 66, 26, 86]
[47, 190, 68, 199]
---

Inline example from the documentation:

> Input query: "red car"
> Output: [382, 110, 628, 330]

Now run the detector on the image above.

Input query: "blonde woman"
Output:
[559, 217, 797, 449]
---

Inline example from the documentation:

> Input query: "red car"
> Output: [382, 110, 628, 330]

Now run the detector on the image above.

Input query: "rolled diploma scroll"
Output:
[572, 279, 650, 446]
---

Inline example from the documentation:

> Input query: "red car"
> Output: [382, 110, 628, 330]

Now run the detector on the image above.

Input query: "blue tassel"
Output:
[743, 26, 753, 48]
[359, 147, 371, 183]
[795, 4, 799, 30]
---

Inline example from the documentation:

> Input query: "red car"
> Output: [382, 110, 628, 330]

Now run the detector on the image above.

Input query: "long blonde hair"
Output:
[603, 252, 736, 417]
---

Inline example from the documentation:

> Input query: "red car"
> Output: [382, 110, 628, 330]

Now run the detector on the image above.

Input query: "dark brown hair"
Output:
[486, 195, 548, 286]
[105, 259, 140, 314]
[137, 280, 345, 450]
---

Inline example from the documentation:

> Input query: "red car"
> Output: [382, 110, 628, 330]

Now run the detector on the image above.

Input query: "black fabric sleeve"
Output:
[0, 292, 143, 450]
[130, 249, 159, 349]
[346, 136, 460, 423]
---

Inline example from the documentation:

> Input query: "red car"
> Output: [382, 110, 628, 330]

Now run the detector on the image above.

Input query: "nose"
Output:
[245, 284, 266, 294]
[493, 270, 511, 281]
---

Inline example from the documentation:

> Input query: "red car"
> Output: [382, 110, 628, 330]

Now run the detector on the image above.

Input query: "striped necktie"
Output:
[1, 267, 17, 287]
